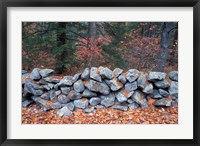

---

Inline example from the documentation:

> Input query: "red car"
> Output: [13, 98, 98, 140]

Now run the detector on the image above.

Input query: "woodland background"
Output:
[22, 22, 178, 74]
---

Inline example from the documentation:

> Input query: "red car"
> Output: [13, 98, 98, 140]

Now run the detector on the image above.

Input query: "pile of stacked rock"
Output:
[22, 67, 178, 116]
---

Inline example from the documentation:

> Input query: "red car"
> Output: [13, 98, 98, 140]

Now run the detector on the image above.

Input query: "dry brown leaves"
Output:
[22, 104, 178, 124]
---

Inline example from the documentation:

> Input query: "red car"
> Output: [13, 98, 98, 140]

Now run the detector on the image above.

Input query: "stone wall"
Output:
[22, 67, 178, 116]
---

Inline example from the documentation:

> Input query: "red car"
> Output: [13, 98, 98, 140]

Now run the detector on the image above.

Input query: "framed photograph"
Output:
[0, 0, 199, 145]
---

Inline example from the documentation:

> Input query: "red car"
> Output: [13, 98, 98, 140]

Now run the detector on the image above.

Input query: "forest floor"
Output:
[22, 104, 178, 124]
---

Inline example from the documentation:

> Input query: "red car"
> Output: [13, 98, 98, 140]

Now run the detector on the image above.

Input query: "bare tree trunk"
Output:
[156, 22, 176, 72]
[89, 22, 97, 47]
[55, 22, 66, 74]
[88, 22, 97, 67]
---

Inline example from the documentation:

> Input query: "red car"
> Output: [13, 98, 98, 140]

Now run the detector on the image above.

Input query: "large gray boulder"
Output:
[113, 68, 123, 77]
[38, 79, 48, 85]
[82, 89, 97, 98]
[99, 66, 114, 79]
[72, 73, 81, 82]
[74, 98, 89, 109]
[89, 97, 101, 106]
[24, 80, 43, 96]
[30, 68, 41, 80]
[31, 96, 51, 110]
[65, 102, 75, 111]
[153, 98, 172, 107]
[118, 73, 127, 84]
[142, 83, 153, 94]
[148, 72, 166, 82]
[105, 78, 123, 91]
[152, 89, 163, 99]
[168, 81, 178, 97]
[51, 102, 62, 109]
[84, 106, 95, 113]
[137, 73, 146, 89]
[154, 80, 170, 88]
[81, 68, 90, 80]
[57, 106, 72, 117]
[40, 92, 50, 100]
[90, 67, 102, 82]
[54, 78, 74, 89]
[61, 87, 71, 95]
[169, 71, 178, 81]
[126, 69, 140, 82]
[73, 80, 85, 93]
[49, 90, 61, 101]
[127, 99, 134, 104]
[54, 76, 74, 88]
[67, 90, 82, 100]
[128, 102, 139, 109]
[84, 79, 110, 95]
[115, 89, 134, 103]
[58, 94, 70, 104]
[47, 83, 54, 89]
[39, 69, 54, 78]
[125, 81, 137, 92]
[113, 105, 128, 111]
[100, 93, 115, 107]
[131, 90, 149, 108]
[159, 89, 169, 97]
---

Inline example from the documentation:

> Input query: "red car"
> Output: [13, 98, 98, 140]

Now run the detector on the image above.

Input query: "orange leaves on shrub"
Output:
[75, 36, 112, 63]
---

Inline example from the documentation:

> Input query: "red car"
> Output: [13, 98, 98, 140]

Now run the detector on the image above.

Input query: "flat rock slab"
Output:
[154, 80, 170, 89]
[148, 72, 166, 82]
[39, 69, 54, 78]
[84, 79, 110, 95]
[159, 89, 169, 97]
[43, 76, 62, 83]
[24, 80, 44, 96]
[82, 89, 97, 98]
[153, 98, 172, 107]
[113, 105, 128, 111]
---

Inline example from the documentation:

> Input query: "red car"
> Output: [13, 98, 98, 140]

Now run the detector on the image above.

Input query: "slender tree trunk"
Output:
[156, 22, 176, 72]
[89, 22, 97, 47]
[88, 22, 97, 67]
[55, 22, 66, 74]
